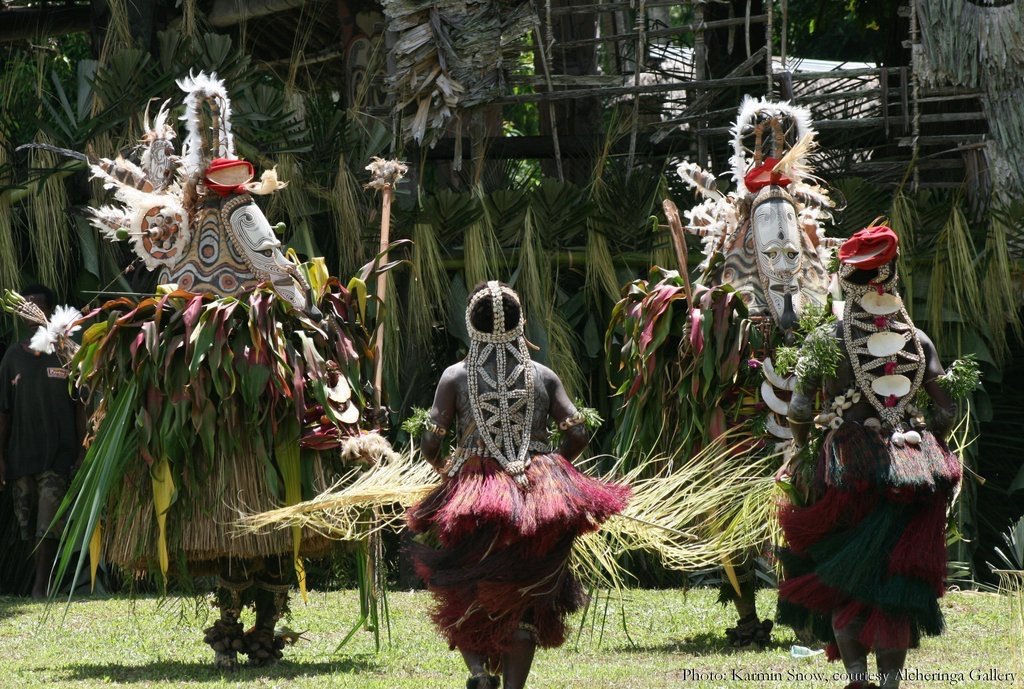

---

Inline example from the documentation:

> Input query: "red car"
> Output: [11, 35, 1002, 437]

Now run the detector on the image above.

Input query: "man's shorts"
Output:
[12, 470, 69, 541]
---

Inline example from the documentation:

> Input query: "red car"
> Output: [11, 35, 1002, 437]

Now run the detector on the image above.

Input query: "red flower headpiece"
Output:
[839, 225, 899, 270]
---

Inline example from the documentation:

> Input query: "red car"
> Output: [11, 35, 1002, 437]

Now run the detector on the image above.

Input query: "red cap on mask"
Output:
[839, 225, 899, 269]
[204, 158, 254, 197]
[744, 157, 793, 192]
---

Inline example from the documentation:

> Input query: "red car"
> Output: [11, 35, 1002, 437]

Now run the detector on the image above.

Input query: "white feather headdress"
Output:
[728, 96, 817, 195]
[177, 71, 235, 177]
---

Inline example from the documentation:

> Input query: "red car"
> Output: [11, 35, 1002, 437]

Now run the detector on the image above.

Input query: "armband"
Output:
[558, 411, 585, 431]
[423, 420, 448, 437]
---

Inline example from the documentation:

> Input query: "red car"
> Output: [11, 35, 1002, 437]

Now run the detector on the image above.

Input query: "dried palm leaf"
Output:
[381, 0, 535, 145]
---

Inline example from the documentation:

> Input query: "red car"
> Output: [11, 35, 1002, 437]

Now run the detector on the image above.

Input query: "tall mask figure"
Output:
[23, 73, 372, 669]
[674, 98, 841, 646]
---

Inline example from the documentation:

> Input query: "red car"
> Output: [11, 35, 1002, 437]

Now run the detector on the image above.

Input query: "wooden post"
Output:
[765, 0, 774, 97]
[534, 23, 565, 183]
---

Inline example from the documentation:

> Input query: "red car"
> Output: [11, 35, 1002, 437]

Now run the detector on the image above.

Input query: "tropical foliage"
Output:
[605, 267, 757, 467]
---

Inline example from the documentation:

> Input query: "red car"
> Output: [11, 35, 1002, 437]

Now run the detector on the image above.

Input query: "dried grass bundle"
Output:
[982, 211, 1023, 361]
[584, 228, 620, 310]
[237, 432, 782, 591]
[234, 453, 438, 541]
[518, 207, 584, 398]
[462, 186, 503, 289]
[888, 189, 917, 319]
[330, 151, 368, 276]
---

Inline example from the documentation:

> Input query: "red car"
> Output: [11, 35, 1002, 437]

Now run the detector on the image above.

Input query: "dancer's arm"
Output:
[421, 364, 461, 472]
[918, 330, 957, 443]
[542, 366, 588, 462]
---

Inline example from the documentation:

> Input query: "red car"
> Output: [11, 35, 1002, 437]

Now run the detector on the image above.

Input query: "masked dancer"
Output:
[408, 281, 630, 689]
[776, 226, 962, 689]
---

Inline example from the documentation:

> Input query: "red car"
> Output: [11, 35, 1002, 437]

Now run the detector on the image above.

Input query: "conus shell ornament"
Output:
[867, 332, 907, 357]
[860, 292, 902, 315]
[871, 374, 912, 397]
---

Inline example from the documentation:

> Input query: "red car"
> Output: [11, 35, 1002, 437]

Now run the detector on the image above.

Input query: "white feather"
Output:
[152, 99, 175, 138]
[729, 96, 817, 195]
[676, 160, 722, 200]
[88, 205, 132, 240]
[29, 326, 56, 354]
[244, 167, 288, 195]
[177, 71, 234, 177]
[49, 305, 82, 337]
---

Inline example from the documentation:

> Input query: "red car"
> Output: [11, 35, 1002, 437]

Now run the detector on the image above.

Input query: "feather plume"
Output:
[176, 71, 234, 176]
[772, 132, 815, 183]
[29, 326, 55, 354]
[88, 205, 133, 240]
[142, 99, 175, 142]
[90, 156, 153, 193]
[50, 305, 82, 336]
[729, 96, 817, 193]
[14, 142, 89, 163]
[27, 304, 82, 356]
[676, 161, 722, 200]
[340, 431, 401, 465]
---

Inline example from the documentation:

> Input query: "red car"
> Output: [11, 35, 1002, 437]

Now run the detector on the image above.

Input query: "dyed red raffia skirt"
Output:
[777, 422, 961, 659]
[407, 453, 630, 660]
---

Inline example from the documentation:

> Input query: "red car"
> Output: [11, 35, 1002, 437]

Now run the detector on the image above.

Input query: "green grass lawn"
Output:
[0, 588, 1020, 688]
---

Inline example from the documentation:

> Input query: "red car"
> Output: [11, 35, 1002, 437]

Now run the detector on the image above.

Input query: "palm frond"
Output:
[27, 132, 72, 295]
[0, 138, 20, 294]
[407, 222, 451, 351]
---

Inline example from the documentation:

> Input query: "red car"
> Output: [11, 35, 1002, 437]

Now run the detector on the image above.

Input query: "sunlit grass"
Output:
[0, 588, 1019, 688]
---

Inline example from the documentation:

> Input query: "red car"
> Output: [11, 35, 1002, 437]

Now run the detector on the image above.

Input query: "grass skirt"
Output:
[407, 453, 629, 660]
[777, 422, 961, 659]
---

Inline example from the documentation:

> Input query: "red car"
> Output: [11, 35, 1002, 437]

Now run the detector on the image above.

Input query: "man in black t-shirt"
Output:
[0, 284, 84, 598]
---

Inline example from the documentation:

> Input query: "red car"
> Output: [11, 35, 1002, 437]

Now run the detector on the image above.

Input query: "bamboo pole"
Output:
[364, 158, 408, 408]
[534, 22, 564, 183]
[374, 185, 392, 406]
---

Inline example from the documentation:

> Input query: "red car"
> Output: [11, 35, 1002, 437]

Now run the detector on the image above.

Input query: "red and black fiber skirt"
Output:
[407, 453, 630, 660]
[777, 422, 962, 659]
